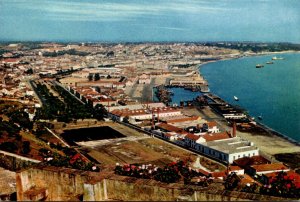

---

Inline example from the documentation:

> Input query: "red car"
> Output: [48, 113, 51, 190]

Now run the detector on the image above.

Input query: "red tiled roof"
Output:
[233, 155, 270, 167]
[239, 174, 258, 185]
[212, 171, 227, 178]
[202, 132, 231, 142]
[251, 163, 289, 172]
[151, 107, 181, 113]
[229, 166, 243, 171]
[2, 58, 19, 63]
[111, 109, 149, 117]
[207, 121, 217, 128]
[166, 116, 199, 123]
[156, 123, 184, 133]
[185, 133, 201, 141]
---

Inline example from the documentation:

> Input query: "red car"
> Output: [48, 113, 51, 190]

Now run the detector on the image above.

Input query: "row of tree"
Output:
[88, 73, 112, 81]
[34, 83, 107, 122]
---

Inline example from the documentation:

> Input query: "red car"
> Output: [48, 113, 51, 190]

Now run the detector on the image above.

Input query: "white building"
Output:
[207, 121, 220, 133]
[109, 107, 181, 122]
[137, 74, 151, 84]
[195, 137, 259, 164]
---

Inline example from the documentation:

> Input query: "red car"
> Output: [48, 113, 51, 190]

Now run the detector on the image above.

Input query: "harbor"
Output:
[153, 85, 204, 106]
[199, 52, 300, 142]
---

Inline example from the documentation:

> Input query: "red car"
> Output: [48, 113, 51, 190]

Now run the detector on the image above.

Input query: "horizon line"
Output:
[0, 40, 299, 45]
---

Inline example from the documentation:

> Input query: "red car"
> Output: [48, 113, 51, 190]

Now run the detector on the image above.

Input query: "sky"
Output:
[0, 0, 299, 43]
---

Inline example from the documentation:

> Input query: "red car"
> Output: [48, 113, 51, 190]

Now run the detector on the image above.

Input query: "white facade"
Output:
[223, 113, 247, 119]
[256, 168, 290, 175]
[208, 126, 220, 133]
[194, 138, 259, 164]
[229, 168, 245, 175]
[130, 113, 152, 120]
[154, 110, 182, 118]
[228, 149, 259, 164]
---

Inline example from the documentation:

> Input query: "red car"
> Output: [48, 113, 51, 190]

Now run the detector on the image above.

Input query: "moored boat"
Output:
[256, 64, 264, 68]
[266, 61, 274, 64]
[272, 56, 284, 60]
[234, 96, 239, 101]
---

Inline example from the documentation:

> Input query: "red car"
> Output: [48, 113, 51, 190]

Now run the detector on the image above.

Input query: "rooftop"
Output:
[202, 132, 231, 142]
[233, 155, 271, 168]
[251, 163, 289, 172]
[202, 137, 258, 154]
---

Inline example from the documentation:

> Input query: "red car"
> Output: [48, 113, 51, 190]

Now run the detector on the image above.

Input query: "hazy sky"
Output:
[0, 0, 299, 42]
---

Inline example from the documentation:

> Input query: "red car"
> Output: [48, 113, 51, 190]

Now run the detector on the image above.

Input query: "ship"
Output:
[272, 56, 284, 60]
[256, 64, 264, 68]
[266, 61, 274, 64]
[234, 96, 239, 101]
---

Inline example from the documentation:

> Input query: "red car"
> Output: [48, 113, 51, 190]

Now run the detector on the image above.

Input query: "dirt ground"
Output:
[67, 121, 226, 171]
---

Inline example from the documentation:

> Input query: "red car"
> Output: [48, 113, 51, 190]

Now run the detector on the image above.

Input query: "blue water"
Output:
[199, 53, 300, 142]
[153, 87, 201, 105]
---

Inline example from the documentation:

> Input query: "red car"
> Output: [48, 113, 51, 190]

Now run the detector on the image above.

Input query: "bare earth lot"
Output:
[59, 122, 225, 171]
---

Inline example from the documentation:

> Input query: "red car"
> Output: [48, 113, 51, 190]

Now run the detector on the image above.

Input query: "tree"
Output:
[10, 111, 33, 130]
[224, 173, 240, 190]
[94, 104, 107, 120]
[107, 74, 112, 79]
[94, 73, 100, 81]
[123, 116, 130, 123]
[0, 142, 18, 153]
[88, 74, 93, 81]
[21, 141, 31, 154]
[25, 68, 33, 74]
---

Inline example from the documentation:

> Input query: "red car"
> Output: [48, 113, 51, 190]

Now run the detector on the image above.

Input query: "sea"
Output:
[154, 53, 300, 142]
[201, 52, 300, 142]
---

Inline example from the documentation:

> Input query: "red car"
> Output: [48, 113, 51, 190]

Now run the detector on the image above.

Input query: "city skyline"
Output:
[1, 0, 300, 43]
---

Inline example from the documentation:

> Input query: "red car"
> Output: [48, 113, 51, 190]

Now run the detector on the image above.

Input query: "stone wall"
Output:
[16, 166, 291, 201]
[0, 150, 40, 171]
[84, 178, 186, 201]
[16, 166, 93, 201]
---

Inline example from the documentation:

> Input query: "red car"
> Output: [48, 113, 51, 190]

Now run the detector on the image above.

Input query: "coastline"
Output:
[197, 51, 300, 153]
[198, 50, 300, 69]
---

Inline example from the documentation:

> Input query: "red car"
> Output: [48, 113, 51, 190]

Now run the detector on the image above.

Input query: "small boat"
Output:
[266, 61, 274, 64]
[272, 56, 284, 60]
[234, 96, 239, 101]
[258, 115, 263, 120]
[256, 64, 264, 68]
